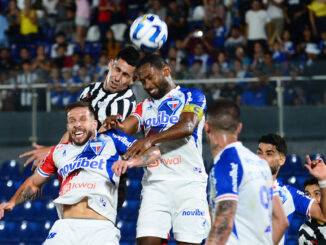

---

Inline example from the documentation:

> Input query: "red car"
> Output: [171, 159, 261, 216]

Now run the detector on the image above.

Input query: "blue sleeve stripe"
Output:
[37, 168, 51, 177]
[216, 193, 239, 202]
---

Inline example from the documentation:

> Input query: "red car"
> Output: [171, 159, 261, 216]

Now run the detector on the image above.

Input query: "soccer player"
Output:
[0, 101, 160, 245]
[205, 99, 286, 245]
[257, 133, 326, 245]
[103, 54, 211, 245]
[20, 46, 140, 169]
[298, 177, 326, 244]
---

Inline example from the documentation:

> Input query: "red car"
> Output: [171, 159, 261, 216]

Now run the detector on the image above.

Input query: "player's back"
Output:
[210, 142, 273, 244]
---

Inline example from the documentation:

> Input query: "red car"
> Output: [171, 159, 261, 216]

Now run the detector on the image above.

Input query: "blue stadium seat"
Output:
[2, 179, 22, 199]
[85, 42, 102, 59]
[42, 178, 60, 199]
[0, 160, 20, 180]
[286, 175, 308, 190]
[38, 220, 53, 240]
[309, 153, 325, 162]
[118, 200, 140, 221]
[17, 220, 42, 243]
[126, 179, 142, 200]
[117, 220, 137, 242]
[0, 220, 18, 243]
[127, 168, 143, 180]
[42, 200, 58, 220]
[279, 154, 302, 176]
[22, 166, 35, 179]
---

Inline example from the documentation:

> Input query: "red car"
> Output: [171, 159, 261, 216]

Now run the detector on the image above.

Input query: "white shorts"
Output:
[43, 218, 120, 245]
[136, 180, 211, 243]
[75, 17, 90, 27]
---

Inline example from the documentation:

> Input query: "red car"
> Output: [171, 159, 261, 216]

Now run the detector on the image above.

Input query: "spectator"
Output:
[17, 47, 31, 67]
[102, 29, 120, 60]
[93, 52, 108, 82]
[50, 32, 74, 58]
[19, 0, 39, 44]
[55, 1, 75, 40]
[225, 25, 245, 58]
[52, 43, 73, 69]
[60, 67, 81, 105]
[224, 0, 238, 30]
[284, 0, 308, 44]
[271, 40, 287, 63]
[17, 0, 36, 10]
[42, 0, 59, 28]
[250, 42, 266, 71]
[319, 30, 326, 53]
[282, 29, 295, 58]
[208, 61, 222, 78]
[148, 0, 167, 20]
[168, 57, 177, 79]
[0, 72, 16, 111]
[166, 0, 187, 41]
[6, 0, 21, 44]
[74, 65, 91, 87]
[220, 71, 243, 105]
[180, 27, 214, 55]
[48, 67, 64, 108]
[298, 177, 326, 244]
[71, 52, 81, 77]
[97, 0, 116, 42]
[216, 50, 231, 75]
[31, 45, 51, 82]
[263, 0, 284, 42]
[211, 17, 227, 50]
[16, 59, 38, 110]
[241, 82, 267, 106]
[245, 0, 271, 57]
[203, 0, 225, 27]
[234, 45, 250, 70]
[75, 0, 91, 50]
[308, 0, 326, 37]
[189, 59, 206, 80]
[0, 48, 15, 72]
[175, 58, 192, 80]
[187, 42, 212, 75]
[233, 58, 250, 82]
[82, 53, 95, 78]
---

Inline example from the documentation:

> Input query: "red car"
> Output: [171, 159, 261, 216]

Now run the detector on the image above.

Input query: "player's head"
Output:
[204, 99, 242, 150]
[65, 101, 98, 146]
[257, 133, 287, 176]
[303, 177, 321, 203]
[104, 46, 140, 93]
[136, 53, 172, 100]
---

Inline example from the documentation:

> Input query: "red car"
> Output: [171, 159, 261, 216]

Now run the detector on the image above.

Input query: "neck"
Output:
[211, 132, 238, 159]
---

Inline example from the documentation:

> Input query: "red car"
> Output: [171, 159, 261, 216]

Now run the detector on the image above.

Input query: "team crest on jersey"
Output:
[167, 100, 180, 110]
[90, 138, 106, 155]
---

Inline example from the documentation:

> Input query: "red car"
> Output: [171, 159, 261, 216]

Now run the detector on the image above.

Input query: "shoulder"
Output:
[179, 87, 205, 101]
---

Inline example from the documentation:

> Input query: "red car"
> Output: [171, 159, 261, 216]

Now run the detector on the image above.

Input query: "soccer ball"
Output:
[129, 14, 168, 51]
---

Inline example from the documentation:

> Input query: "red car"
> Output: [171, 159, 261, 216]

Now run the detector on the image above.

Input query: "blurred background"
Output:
[0, 0, 326, 244]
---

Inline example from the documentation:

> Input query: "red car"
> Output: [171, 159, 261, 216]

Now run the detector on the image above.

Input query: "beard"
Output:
[69, 129, 94, 146]
[270, 165, 279, 175]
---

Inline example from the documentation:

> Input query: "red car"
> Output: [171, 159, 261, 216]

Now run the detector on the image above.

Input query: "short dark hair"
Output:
[65, 101, 95, 118]
[303, 177, 319, 190]
[206, 99, 240, 133]
[115, 46, 140, 67]
[258, 134, 288, 156]
[136, 53, 167, 70]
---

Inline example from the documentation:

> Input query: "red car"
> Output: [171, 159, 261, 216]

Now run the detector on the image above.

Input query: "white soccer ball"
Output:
[129, 14, 168, 51]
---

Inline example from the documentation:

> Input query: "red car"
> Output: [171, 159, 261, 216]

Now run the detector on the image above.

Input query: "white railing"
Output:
[1, 76, 326, 145]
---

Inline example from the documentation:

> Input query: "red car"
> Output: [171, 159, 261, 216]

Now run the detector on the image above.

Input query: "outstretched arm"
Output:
[124, 112, 199, 159]
[112, 146, 161, 176]
[272, 195, 289, 244]
[207, 200, 237, 245]
[0, 172, 49, 219]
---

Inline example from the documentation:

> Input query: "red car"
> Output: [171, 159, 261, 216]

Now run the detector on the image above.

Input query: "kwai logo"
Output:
[182, 209, 205, 216]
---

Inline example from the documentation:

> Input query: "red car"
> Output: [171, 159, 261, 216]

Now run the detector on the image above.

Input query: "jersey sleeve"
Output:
[37, 146, 57, 177]
[79, 85, 91, 101]
[287, 185, 314, 217]
[214, 147, 244, 203]
[130, 101, 144, 132]
[109, 129, 137, 155]
[181, 88, 206, 120]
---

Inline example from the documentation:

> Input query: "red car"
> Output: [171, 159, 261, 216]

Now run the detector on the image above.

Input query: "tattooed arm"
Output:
[207, 200, 237, 245]
[112, 146, 161, 177]
[0, 171, 49, 219]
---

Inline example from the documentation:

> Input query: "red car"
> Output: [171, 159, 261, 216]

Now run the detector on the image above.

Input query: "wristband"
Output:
[318, 179, 326, 189]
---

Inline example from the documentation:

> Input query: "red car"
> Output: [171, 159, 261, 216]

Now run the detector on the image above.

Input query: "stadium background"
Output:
[1, 0, 326, 244]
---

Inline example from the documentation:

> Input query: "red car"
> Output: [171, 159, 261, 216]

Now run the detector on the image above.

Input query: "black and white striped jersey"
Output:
[298, 219, 326, 244]
[80, 82, 136, 128]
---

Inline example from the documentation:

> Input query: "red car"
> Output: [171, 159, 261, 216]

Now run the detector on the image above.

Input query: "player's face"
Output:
[304, 184, 321, 203]
[257, 143, 284, 176]
[67, 107, 97, 146]
[138, 63, 169, 100]
[105, 58, 135, 93]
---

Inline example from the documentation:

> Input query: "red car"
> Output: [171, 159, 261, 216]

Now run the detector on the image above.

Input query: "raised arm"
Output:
[0, 171, 49, 219]
[207, 200, 237, 245]
[272, 195, 289, 244]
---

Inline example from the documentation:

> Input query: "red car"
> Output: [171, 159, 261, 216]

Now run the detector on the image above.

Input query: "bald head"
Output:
[206, 99, 240, 133]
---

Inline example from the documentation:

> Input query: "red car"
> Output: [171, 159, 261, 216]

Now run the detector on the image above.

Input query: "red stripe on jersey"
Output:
[38, 146, 57, 176]
[133, 101, 144, 118]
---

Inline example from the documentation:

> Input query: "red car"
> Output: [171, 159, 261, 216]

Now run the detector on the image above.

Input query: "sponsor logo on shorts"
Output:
[182, 209, 205, 216]
[47, 232, 57, 239]
[60, 181, 97, 196]
[148, 156, 182, 168]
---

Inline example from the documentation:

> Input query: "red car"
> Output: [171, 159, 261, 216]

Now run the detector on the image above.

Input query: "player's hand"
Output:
[19, 144, 52, 170]
[99, 114, 124, 133]
[112, 160, 132, 177]
[123, 138, 153, 160]
[305, 155, 326, 181]
[0, 202, 15, 219]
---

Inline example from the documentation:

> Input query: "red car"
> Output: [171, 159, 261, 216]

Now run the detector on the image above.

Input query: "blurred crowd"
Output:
[0, 0, 326, 111]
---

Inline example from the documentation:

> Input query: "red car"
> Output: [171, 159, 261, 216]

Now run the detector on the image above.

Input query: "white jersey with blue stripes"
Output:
[274, 179, 314, 245]
[209, 142, 273, 245]
[37, 129, 136, 223]
[131, 86, 207, 182]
